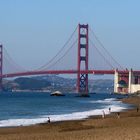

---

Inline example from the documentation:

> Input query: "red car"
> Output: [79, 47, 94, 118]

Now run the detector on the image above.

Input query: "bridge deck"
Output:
[1, 70, 140, 78]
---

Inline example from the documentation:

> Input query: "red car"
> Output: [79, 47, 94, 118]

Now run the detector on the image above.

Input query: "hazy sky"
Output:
[0, 0, 140, 70]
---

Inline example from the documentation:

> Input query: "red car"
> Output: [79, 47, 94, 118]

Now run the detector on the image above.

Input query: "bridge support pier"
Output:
[128, 69, 133, 93]
[0, 45, 3, 91]
[114, 69, 119, 93]
[77, 24, 89, 95]
[114, 69, 140, 94]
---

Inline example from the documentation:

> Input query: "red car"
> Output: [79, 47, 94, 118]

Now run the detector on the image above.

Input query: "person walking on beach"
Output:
[137, 107, 139, 112]
[102, 110, 105, 119]
[47, 117, 51, 123]
[117, 112, 120, 118]
[109, 107, 111, 113]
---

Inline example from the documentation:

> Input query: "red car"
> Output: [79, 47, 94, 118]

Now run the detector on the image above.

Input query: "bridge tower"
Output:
[77, 24, 89, 95]
[0, 45, 3, 90]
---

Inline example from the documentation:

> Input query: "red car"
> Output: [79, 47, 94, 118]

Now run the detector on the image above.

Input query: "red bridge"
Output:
[0, 24, 140, 94]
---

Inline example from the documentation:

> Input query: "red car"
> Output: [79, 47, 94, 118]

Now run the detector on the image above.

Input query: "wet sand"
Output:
[0, 96, 140, 140]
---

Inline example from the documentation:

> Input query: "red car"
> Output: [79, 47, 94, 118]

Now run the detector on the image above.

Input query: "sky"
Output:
[0, 0, 140, 71]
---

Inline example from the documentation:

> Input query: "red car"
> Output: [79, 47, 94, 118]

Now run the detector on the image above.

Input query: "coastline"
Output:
[0, 96, 140, 140]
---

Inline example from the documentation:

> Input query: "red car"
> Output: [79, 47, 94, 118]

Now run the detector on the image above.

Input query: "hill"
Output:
[3, 75, 114, 93]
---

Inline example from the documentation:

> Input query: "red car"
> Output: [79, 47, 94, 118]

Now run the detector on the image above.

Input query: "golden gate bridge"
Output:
[0, 24, 140, 94]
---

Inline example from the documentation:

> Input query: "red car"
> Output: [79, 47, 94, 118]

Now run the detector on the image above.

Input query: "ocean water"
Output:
[0, 92, 130, 127]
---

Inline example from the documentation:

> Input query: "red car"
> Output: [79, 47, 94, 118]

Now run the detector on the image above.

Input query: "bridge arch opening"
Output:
[118, 80, 128, 87]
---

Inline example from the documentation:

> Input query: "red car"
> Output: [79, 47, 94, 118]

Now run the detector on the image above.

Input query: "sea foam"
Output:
[0, 98, 127, 127]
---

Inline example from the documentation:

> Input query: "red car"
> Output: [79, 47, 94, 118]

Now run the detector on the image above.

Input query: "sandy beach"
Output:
[0, 96, 140, 140]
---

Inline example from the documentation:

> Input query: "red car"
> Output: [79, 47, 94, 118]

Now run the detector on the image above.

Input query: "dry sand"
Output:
[0, 96, 140, 140]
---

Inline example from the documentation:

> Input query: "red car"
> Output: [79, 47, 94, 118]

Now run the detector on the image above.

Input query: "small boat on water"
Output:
[50, 91, 65, 96]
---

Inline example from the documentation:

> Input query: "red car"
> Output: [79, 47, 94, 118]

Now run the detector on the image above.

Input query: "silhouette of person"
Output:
[102, 110, 105, 119]
[117, 112, 120, 118]
[137, 107, 139, 112]
[47, 117, 50, 123]
[109, 107, 111, 113]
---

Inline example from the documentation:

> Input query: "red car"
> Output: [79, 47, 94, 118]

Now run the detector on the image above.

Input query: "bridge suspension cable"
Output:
[44, 39, 78, 70]
[89, 39, 114, 69]
[89, 27, 124, 70]
[35, 25, 78, 71]
[3, 48, 27, 74]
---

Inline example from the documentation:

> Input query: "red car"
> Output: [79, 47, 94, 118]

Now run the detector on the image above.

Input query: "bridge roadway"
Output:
[1, 70, 140, 78]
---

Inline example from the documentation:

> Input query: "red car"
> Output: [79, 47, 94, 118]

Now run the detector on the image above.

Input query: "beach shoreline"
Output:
[0, 96, 128, 128]
[0, 95, 140, 140]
